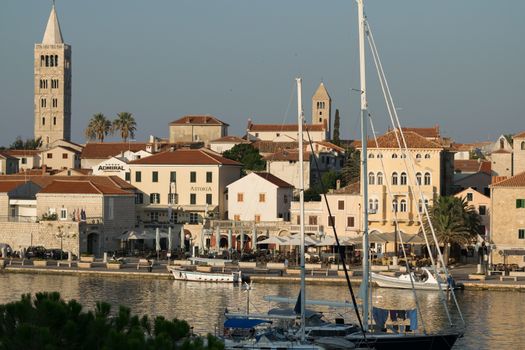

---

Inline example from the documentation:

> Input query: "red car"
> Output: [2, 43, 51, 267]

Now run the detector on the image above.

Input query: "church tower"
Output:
[311, 82, 331, 139]
[34, 4, 71, 147]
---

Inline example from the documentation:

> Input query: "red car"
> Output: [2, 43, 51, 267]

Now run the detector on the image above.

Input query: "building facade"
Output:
[311, 83, 331, 139]
[34, 5, 72, 146]
[169, 115, 228, 146]
[454, 187, 490, 238]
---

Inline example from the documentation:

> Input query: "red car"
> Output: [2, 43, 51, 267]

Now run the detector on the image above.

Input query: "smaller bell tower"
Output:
[311, 82, 331, 139]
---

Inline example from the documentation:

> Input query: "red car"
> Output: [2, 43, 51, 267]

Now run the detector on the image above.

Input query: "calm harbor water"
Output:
[0, 273, 523, 349]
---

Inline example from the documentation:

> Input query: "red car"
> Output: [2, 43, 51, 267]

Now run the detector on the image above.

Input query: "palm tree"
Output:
[85, 113, 112, 142]
[424, 196, 479, 265]
[112, 112, 137, 142]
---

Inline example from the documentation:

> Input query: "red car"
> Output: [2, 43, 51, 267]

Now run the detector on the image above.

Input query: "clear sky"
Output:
[1, 0, 524, 145]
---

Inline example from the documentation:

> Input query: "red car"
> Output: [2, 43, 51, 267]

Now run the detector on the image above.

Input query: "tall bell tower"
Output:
[311, 82, 331, 139]
[34, 4, 72, 146]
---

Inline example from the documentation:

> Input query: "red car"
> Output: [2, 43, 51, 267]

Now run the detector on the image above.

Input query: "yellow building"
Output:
[168, 115, 228, 146]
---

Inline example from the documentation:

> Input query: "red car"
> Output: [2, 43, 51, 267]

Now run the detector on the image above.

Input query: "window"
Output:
[519, 229, 525, 239]
[171, 211, 178, 223]
[369, 199, 375, 211]
[368, 172, 375, 185]
[377, 153, 383, 158]
[254, 215, 261, 223]
[47, 153, 53, 159]
[377, 172, 383, 185]
[237, 193, 244, 202]
[424, 172, 431, 185]
[21, 158, 27, 165]
[400, 153, 406, 159]
[500, 138, 505, 149]
[168, 193, 178, 204]
[150, 212, 159, 222]
[309, 216, 318, 225]
[189, 213, 199, 224]
[52, 99, 58, 108]
[516, 199, 525, 208]
[42, 117, 46, 125]
[190, 171, 196, 183]
[170, 171, 176, 182]
[347, 216, 355, 227]
[418, 199, 429, 213]
[424, 154, 431, 159]
[206, 193, 212, 205]
[107, 198, 114, 220]
[374, 199, 379, 211]
[60, 208, 67, 220]
[392, 172, 398, 185]
[259, 193, 266, 202]
[152, 171, 158, 182]
[135, 193, 143, 204]
[150, 193, 160, 204]
[400, 172, 407, 185]
[62, 153, 68, 159]
[466, 193, 473, 201]
[479, 205, 486, 215]
[206, 171, 212, 183]
[369, 153, 375, 158]
[41, 99, 47, 108]
[521, 141, 525, 150]
[53, 116, 57, 125]
[392, 199, 398, 212]
[135, 171, 142, 182]
[338, 200, 344, 210]
[51, 79, 59, 89]
[392, 153, 398, 158]
[400, 199, 407, 212]
[328, 216, 335, 226]
[416, 172, 422, 185]
[190, 193, 196, 205]
[416, 154, 422, 159]
[125, 172, 130, 181]
[234, 215, 240, 221]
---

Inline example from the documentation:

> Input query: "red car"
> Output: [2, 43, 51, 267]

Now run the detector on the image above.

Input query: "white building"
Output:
[227, 172, 293, 222]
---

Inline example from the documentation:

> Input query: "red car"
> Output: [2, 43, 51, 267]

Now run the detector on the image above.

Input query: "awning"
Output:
[224, 318, 272, 329]
[502, 249, 525, 256]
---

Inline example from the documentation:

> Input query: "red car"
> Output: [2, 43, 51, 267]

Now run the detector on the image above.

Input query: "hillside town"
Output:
[0, 5, 524, 275]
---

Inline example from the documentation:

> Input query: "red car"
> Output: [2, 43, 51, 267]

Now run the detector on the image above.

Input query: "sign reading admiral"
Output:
[98, 164, 125, 172]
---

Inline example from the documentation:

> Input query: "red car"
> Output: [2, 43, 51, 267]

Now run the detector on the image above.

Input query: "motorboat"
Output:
[168, 265, 242, 283]
[371, 267, 451, 291]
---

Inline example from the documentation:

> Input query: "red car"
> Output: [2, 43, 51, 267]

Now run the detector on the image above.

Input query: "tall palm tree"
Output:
[112, 112, 137, 142]
[424, 196, 478, 265]
[85, 113, 112, 142]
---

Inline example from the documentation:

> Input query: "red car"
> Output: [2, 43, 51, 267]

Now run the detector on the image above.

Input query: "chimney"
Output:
[42, 165, 47, 175]
[336, 179, 341, 190]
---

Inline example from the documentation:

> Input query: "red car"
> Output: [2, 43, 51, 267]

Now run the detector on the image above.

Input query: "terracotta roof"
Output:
[128, 149, 242, 166]
[253, 141, 298, 154]
[253, 172, 293, 188]
[248, 123, 325, 132]
[454, 160, 491, 174]
[170, 115, 229, 126]
[264, 149, 310, 162]
[0, 151, 18, 160]
[491, 171, 525, 187]
[491, 149, 512, 154]
[449, 143, 473, 152]
[400, 126, 440, 139]
[0, 180, 26, 193]
[314, 140, 345, 153]
[210, 135, 250, 143]
[331, 181, 360, 195]
[354, 130, 442, 149]
[513, 131, 525, 138]
[39, 180, 131, 195]
[4, 150, 41, 157]
[81, 142, 148, 159]
[46, 145, 80, 154]
[0, 175, 136, 191]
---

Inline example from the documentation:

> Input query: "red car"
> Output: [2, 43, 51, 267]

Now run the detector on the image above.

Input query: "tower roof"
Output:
[42, 5, 64, 44]
[312, 82, 331, 100]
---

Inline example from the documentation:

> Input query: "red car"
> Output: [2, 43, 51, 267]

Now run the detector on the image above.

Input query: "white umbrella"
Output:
[256, 236, 287, 245]
[155, 228, 161, 252]
[316, 235, 337, 246]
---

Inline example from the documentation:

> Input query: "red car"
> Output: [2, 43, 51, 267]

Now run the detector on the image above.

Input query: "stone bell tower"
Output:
[34, 4, 72, 147]
[311, 82, 331, 140]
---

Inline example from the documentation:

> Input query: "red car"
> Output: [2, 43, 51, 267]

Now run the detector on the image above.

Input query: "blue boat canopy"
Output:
[224, 318, 272, 329]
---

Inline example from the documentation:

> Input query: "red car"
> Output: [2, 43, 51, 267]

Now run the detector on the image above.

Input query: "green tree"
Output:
[85, 113, 112, 142]
[332, 109, 341, 146]
[113, 112, 137, 142]
[424, 196, 480, 265]
[223, 143, 266, 174]
[9, 136, 42, 150]
[341, 146, 360, 186]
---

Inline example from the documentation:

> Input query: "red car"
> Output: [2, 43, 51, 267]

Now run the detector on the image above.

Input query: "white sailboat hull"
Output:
[371, 270, 449, 291]
[169, 267, 241, 283]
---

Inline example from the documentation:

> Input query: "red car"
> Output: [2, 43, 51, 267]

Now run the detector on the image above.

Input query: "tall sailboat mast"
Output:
[296, 77, 306, 342]
[357, 0, 370, 332]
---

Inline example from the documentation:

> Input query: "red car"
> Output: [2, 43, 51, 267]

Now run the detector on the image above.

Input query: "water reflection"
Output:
[0, 273, 523, 349]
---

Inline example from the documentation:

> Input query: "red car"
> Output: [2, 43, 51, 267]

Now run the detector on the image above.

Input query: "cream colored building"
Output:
[4, 150, 41, 171]
[512, 131, 525, 175]
[209, 136, 251, 154]
[454, 187, 490, 238]
[227, 172, 293, 222]
[356, 130, 450, 234]
[490, 149, 513, 177]
[246, 122, 326, 142]
[91, 156, 129, 177]
[34, 5, 72, 146]
[265, 149, 311, 191]
[0, 152, 19, 175]
[41, 145, 80, 170]
[80, 142, 148, 169]
[490, 172, 525, 267]
[127, 148, 242, 225]
[169, 115, 228, 146]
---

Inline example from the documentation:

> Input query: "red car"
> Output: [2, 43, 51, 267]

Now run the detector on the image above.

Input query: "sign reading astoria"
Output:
[191, 186, 212, 192]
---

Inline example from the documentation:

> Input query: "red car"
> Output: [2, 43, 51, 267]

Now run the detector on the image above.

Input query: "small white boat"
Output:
[168, 266, 242, 283]
[371, 267, 450, 291]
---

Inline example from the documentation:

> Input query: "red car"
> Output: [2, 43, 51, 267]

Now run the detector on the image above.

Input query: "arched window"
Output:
[377, 153, 383, 158]
[368, 172, 375, 185]
[392, 199, 398, 212]
[374, 199, 379, 211]
[416, 154, 422, 159]
[500, 138, 505, 149]
[416, 172, 422, 185]
[377, 172, 383, 185]
[424, 154, 431, 159]
[40, 55, 45, 66]
[521, 141, 525, 150]
[54, 55, 58, 66]
[50, 55, 54, 67]
[418, 199, 423, 213]
[45, 55, 49, 67]
[424, 172, 431, 185]
[369, 153, 375, 158]
[42, 117, 45, 125]
[368, 199, 375, 211]
[392, 153, 398, 159]
[400, 199, 407, 212]
[400, 172, 407, 185]
[392, 172, 398, 185]
[400, 153, 407, 159]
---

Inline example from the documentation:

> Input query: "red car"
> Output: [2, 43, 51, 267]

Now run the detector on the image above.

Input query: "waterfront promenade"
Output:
[1, 258, 524, 292]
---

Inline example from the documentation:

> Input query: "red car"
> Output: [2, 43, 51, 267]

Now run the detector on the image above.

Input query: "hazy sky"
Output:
[1, 0, 524, 145]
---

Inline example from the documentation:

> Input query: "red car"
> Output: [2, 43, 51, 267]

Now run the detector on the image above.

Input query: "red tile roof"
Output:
[81, 142, 148, 159]
[491, 149, 512, 154]
[248, 123, 325, 132]
[264, 149, 310, 162]
[314, 140, 345, 153]
[354, 130, 442, 149]
[253, 141, 298, 154]
[454, 160, 491, 174]
[128, 148, 242, 166]
[0, 175, 136, 191]
[331, 181, 360, 195]
[400, 125, 440, 139]
[39, 180, 131, 195]
[0, 180, 26, 193]
[491, 171, 525, 187]
[0, 151, 18, 160]
[513, 131, 525, 138]
[253, 172, 293, 188]
[210, 136, 250, 143]
[4, 150, 41, 157]
[170, 115, 228, 126]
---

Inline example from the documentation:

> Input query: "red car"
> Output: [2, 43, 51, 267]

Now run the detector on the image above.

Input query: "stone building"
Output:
[34, 4, 72, 146]
[169, 115, 228, 146]
[311, 83, 331, 139]
[454, 187, 490, 238]
[41, 145, 81, 170]
[0, 152, 19, 175]
[4, 150, 41, 171]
